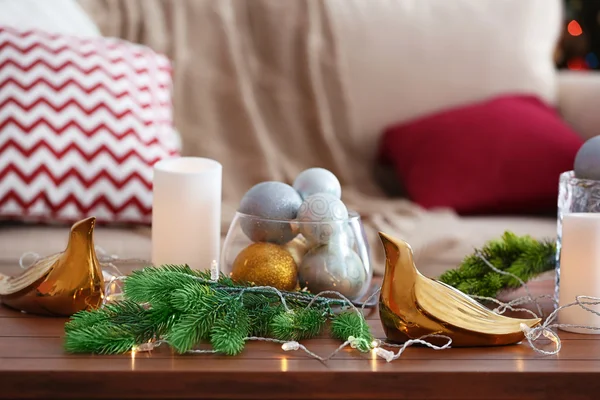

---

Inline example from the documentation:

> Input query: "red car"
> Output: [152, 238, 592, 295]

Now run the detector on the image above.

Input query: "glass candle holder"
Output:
[557, 213, 600, 333]
[221, 211, 372, 301]
[556, 171, 600, 300]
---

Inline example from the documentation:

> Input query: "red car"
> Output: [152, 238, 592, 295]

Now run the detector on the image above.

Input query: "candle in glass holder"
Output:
[558, 213, 600, 333]
[152, 157, 222, 270]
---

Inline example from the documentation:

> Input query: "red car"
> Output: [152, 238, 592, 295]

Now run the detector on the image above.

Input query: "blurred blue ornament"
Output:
[574, 136, 600, 180]
[586, 53, 599, 69]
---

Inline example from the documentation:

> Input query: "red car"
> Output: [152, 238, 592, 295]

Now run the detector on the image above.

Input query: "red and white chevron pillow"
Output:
[0, 26, 179, 224]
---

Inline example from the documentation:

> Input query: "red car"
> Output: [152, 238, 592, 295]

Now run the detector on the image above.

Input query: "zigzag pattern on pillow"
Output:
[0, 26, 179, 224]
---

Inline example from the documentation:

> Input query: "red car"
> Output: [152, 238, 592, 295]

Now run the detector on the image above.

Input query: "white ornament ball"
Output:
[293, 168, 342, 200]
[296, 193, 348, 245]
[239, 181, 302, 244]
[574, 136, 600, 180]
[298, 243, 367, 300]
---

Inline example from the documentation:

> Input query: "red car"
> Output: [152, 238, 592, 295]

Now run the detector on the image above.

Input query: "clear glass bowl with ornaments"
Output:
[220, 168, 373, 301]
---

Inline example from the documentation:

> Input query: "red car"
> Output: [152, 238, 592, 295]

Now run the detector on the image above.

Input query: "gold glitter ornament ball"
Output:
[231, 243, 298, 291]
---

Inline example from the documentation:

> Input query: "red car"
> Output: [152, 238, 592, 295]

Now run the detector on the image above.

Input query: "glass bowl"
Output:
[220, 211, 372, 301]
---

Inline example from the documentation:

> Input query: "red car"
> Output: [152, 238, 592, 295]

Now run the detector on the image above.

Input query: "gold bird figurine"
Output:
[378, 232, 541, 347]
[0, 217, 104, 316]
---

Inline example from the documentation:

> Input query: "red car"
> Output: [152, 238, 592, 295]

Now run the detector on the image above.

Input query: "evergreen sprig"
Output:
[331, 311, 373, 352]
[439, 231, 556, 298]
[270, 308, 327, 341]
[64, 324, 136, 354]
[64, 265, 373, 356]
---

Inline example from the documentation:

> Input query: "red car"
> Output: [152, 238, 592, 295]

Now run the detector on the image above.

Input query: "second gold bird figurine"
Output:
[378, 232, 541, 347]
[0, 217, 105, 317]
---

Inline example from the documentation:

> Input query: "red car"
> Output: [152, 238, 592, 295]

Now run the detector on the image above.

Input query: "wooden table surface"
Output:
[1, 265, 600, 400]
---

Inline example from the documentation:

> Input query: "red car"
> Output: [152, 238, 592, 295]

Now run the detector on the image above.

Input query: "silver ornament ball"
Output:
[293, 168, 342, 199]
[239, 181, 302, 244]
[574, 136, 600, 180]
[298, 243, 367, 300]
[296, 193, 348, 245]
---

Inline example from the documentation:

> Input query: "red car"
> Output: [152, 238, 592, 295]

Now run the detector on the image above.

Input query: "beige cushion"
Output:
[0, 0, 100, 36]
[0, 216, 556, 277]
[557, 70, 600, 141]
[0, 225, 151, 265]
[420, 216, 557, 278]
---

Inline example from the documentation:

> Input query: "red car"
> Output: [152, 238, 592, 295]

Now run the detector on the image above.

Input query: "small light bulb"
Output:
[281, 341, 300, 351]
[543, 330, 559, 346]
[375, 347, 395, 363]
[371, 340, 379, 348]
[136, 342, 155, 352]
[210, 260, 219, 281]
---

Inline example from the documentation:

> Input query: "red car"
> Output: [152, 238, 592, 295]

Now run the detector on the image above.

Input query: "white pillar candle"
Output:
[558, 213, 600, 333]
[152, 157, 222, 270]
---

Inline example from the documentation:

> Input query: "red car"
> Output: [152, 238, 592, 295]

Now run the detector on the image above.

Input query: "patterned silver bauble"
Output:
[293, 168, 342, 200]
[296, 193, 348, 245]
[298, 243, 367, 300]
[574, 136, 600, 180]
[239, 181, 302, 244]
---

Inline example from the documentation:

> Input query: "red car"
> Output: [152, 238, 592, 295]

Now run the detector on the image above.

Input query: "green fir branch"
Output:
[330, 311, 373, 352]
[64, 324, 136, 354]
[167, 289, 233, 353]
[439, 232, 556, 298]
[247, 303, 283, 337]
[124, 265, 201, 304]
[64, 264, 372, 356]
[210, 301, 249, 355]
[66, 300, 145, 332]
[270, 308, 327, 341]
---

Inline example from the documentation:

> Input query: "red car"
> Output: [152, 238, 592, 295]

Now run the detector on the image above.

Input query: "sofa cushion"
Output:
[0, 0, 100, 37]
[0, 216, 557, 279]
[379, 95, 584, 214]
[0, 26, 179, 224]
[0, 223, 151, 266]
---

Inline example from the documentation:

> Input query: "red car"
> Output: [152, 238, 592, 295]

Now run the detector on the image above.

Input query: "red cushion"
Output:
[379, 95, 584, 214]
[0, 26, 180, 224]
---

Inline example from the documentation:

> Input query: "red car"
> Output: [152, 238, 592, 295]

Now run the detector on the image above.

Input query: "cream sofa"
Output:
[0, 0, 595, 278]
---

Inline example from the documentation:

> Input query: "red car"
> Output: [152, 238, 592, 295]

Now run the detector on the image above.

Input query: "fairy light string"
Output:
[21, 248, 600, 360]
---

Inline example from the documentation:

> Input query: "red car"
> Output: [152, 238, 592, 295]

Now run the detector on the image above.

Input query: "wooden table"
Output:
[1, 266, 600, 400]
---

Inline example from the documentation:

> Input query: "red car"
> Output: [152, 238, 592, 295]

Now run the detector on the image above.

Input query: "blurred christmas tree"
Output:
[559, 0, 600, 70]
